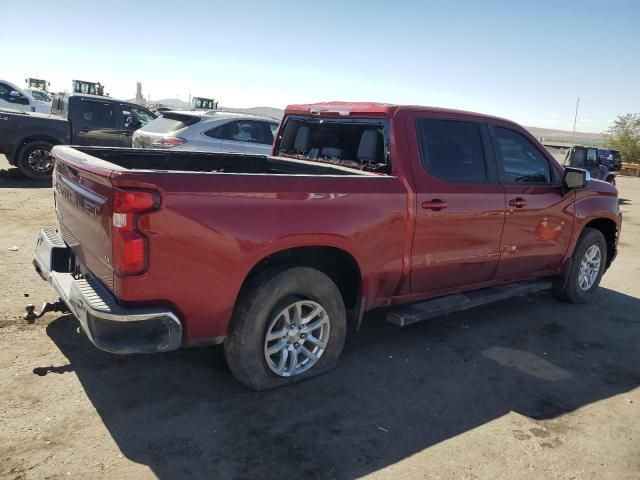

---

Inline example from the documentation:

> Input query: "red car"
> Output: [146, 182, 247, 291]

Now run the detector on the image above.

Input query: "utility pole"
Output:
[571, 96, 580, 147]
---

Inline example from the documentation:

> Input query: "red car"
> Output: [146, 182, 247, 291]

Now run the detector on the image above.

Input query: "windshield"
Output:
[275, 117, 389, 173]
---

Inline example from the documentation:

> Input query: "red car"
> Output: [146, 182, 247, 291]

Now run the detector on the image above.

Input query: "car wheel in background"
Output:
[17, 141, 54, 180]
[224, 266, 347, 390]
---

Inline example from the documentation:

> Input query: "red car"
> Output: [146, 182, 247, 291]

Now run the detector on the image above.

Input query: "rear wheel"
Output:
[17, 141, 54, 180]
[553, 227, 607, 303]
[224, 266, 347, 390]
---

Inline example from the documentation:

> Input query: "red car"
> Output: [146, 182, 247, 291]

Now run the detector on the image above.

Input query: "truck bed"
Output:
[61, 146, 381, 177]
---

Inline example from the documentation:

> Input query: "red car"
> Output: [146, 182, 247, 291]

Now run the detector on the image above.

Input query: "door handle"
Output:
[120, 132, 132, 136]
[79, 128, 90, 133]
[509, 197, 527, 208]
[422, 199, 448, 211]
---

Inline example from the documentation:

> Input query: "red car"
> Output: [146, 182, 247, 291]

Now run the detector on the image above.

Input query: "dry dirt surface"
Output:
[1, 154, 639, 480]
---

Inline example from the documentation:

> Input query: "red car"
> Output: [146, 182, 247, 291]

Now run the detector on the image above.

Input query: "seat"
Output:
[294, 126, 311, 154]
[357, 130, 380, 164]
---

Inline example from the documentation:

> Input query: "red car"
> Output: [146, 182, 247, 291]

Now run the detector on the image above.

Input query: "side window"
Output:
[0, 84, 29, 105]
[494, 127, 551, 183]
[417, 119, 487, 183]
[205, 120, 273, 144]
[0, 83, 10, 101]
[121, 105, 155, 129]
[78, 101, 115, 128]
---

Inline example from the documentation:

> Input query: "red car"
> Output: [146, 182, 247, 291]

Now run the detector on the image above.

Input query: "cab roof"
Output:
[285, 101, 513, 124]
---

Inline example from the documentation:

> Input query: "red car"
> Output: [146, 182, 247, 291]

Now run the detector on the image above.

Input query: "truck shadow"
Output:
[43, 288, 640, 479]
[0, 167, 51, 188]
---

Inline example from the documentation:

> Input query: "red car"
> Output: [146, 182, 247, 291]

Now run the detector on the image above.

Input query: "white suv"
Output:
[133, 111, 279, 154]
[0, 80, 51, 114]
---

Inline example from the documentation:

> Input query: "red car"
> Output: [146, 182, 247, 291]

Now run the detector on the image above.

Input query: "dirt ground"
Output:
[0, 153, 639, 480]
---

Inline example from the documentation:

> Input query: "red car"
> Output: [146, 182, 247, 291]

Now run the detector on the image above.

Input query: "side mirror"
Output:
[564, 167, 590, 189]
[10, 91, 21, 98]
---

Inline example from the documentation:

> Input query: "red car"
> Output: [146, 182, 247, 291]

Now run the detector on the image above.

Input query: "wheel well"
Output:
[584, 218, 617, 266]
[17, 136, 60, 157]
[242, 247, 362, 309]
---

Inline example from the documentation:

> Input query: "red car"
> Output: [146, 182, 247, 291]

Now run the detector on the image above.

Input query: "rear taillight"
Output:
[112, 189, 159, 275]
[151, 136, 186, 148]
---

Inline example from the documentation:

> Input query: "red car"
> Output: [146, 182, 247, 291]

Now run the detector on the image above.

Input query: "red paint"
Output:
[52, 103, 621, 344]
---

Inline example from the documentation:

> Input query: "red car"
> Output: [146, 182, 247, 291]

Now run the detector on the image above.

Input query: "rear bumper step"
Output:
[33, 228, 182, 354]
[387, 280, 552, 327]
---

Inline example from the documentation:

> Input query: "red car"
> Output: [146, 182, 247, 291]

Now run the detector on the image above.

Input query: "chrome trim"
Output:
[35, 228, 182, 354]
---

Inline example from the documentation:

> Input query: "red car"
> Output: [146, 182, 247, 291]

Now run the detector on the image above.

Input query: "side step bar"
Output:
[387, 280, 552, 327]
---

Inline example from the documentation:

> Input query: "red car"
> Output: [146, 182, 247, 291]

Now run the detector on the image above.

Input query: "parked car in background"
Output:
[543, 142, 617, 185]
[598, 148, 622, 171]
[0, 80, 51, 114]
[0, 94, 156, 179]
[32, 102, 620, 390]
[133, 111, 279, 154]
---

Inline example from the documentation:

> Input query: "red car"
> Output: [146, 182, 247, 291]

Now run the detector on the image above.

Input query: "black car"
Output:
[0, 94, 155, 179]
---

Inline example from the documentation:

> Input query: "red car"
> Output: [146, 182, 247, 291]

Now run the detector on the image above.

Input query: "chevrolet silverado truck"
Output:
[30, 102, 621, 390]
[0, 94, 155, 180]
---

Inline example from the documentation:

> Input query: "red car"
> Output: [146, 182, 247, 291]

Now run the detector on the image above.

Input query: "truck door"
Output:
[118, 104, 157, 147]
[71, 98, 122, 147]
[490, 125, 574, 278]
[408, 115, 506, 293]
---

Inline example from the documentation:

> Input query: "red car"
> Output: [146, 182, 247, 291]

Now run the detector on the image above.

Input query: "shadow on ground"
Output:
[0, 167, 51, 188]
[42, 288, 640, 479]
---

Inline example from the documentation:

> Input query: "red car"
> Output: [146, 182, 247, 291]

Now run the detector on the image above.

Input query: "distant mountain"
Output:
[525, 126, 603, 146]
[219, 106, 284, 120]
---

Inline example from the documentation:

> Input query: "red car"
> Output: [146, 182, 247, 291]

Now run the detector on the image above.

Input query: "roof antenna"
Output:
[570, 96, 580, 148]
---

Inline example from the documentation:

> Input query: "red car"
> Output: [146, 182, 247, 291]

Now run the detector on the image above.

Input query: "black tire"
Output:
[17, 141, 55, 180]
[553, 227, 607, 303]
[224, 266, 347, 390]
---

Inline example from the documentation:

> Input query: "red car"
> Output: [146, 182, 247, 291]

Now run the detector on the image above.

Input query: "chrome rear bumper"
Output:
[33, 228, 182, 354]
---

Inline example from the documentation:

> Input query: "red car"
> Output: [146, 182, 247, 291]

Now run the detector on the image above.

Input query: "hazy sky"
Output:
[3, 0, 638, 132]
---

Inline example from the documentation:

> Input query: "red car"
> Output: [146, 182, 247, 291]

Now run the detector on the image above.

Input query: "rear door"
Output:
[71, 98, 122, 146]
[409, 115, 506, 293]
[491, 125, 574, 278]
[119, 104, 156, 147]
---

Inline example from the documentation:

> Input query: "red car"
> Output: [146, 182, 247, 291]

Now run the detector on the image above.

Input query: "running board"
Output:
[387, 280, 552, 327]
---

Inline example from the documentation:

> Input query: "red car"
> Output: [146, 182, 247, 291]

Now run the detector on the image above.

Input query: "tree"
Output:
[603, 113, 640, 164]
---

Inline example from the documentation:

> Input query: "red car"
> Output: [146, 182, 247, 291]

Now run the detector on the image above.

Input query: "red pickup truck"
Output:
[32, 102, 621, 390]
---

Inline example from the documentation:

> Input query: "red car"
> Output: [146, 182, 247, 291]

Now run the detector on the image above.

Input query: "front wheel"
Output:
[17, 141, 55, 180]
[553, 227, 607, 303]
[224, 267, 347, 390]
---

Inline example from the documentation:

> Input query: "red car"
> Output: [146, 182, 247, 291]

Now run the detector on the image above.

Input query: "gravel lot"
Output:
[1, 154, 639, 480]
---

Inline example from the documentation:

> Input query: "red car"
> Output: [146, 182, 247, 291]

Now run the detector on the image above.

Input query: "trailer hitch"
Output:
[24, 300, 69, 323]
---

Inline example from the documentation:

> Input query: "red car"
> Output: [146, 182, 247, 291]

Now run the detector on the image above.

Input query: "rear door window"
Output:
[416, 119, 487, 183]
[494, 127, 551, 183]
[206, 120, 274, 145]
[78, 100, 115, 128]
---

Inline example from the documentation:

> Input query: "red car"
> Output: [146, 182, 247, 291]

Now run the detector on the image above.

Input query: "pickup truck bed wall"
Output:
[53, 146, 407, 341]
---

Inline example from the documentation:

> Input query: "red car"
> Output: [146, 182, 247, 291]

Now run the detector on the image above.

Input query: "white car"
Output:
[0, 80, 51, 114]
[133, 111, 279, 154]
